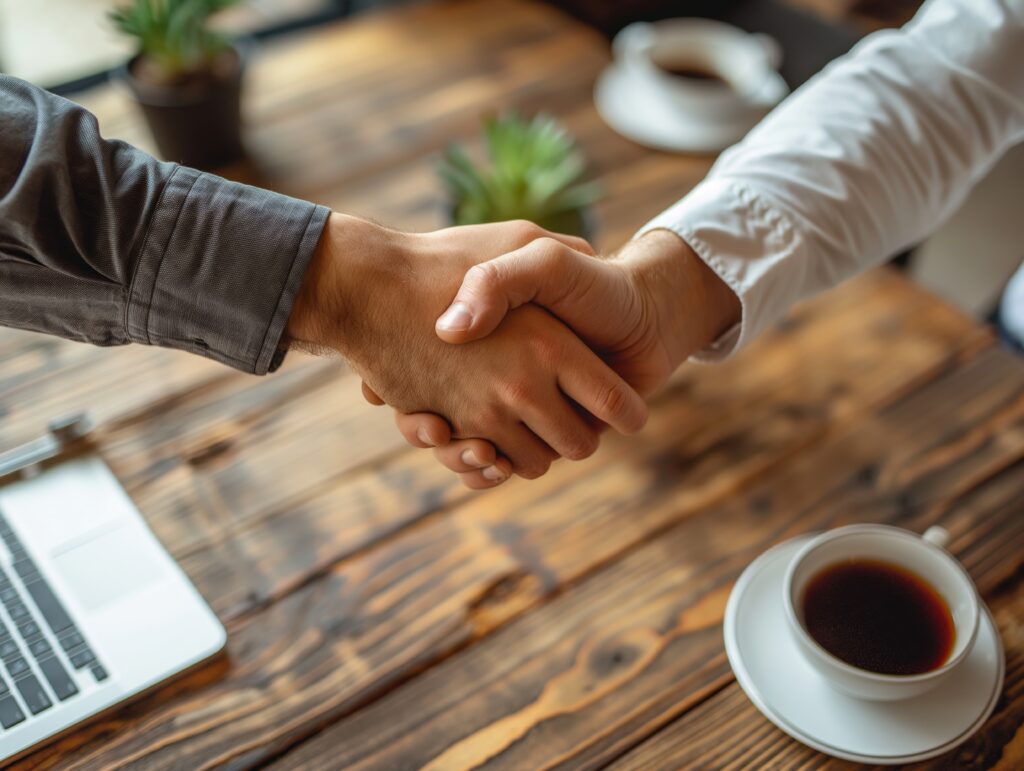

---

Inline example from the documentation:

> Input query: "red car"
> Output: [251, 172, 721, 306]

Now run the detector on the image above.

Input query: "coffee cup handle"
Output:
[753, 33, 783, 70]
[613, 22, 656, 65]
[923, 525, 950, 549]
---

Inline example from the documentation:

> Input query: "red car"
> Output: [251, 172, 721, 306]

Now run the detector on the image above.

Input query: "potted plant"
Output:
[110, 0, 247, 169]
[437, 113, 602, 238]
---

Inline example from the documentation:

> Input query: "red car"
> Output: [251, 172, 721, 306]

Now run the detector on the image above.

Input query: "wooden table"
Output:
[5, 0, 1023, 767]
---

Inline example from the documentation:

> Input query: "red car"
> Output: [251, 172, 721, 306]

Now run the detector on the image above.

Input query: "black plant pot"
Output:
[116, 42, 248, 170]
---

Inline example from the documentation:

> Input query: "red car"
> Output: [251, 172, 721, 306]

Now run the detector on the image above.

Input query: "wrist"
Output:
[286, 213, 410, 356]
[623, 229, 741, 369]
[286, 213, 340, 350]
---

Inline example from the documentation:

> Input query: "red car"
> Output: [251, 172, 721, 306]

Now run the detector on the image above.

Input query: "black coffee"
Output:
[801, 559, 955, 675]
[656, 61, 728, 87]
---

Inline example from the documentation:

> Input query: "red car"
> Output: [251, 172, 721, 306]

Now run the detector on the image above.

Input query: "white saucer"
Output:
[724, 535, 1005, 764]
[594, 63, 788, 153]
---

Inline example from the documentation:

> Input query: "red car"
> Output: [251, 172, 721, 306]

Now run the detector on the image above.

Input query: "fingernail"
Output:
[482, 465, 507, 481]
[437, 302, 473, 332]
[461, 449, 483, 467]
[417, 427, 435, 447]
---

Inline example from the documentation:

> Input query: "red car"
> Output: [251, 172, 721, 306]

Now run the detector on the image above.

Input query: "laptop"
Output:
[0, 414, 226, 762]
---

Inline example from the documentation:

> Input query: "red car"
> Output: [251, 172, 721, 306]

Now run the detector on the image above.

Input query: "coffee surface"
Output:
[655, 59, 729, 87]
[801, 559, 955, 675]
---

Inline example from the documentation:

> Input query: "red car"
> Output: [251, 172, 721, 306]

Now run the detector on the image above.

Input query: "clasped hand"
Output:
[288, 214, 739, 488]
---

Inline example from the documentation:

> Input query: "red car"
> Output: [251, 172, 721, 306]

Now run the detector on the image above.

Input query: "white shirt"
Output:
[639, 0, 1024, 360]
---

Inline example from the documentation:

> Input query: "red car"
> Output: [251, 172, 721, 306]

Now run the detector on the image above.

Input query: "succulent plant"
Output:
[110, 0, 241, 81]
[437, 113, 601, 237]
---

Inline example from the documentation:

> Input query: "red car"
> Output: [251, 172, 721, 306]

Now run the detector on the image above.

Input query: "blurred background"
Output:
[1, 0, 1020, 320]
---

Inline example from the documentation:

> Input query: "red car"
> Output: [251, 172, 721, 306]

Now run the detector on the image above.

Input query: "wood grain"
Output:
[609, 577, 1024, 771]
[4, 0, 1020, 768]
[107, 269, 990, 620]
[19, 276, 1009, 769]
[275, 348, 1024, 771]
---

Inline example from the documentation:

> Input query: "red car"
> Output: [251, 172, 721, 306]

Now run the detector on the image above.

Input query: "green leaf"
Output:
[437, 112, 600, 230]
[110, 0, 240, 78]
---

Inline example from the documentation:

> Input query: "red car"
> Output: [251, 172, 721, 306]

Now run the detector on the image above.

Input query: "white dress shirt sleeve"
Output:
[638, 0, 1024, 360]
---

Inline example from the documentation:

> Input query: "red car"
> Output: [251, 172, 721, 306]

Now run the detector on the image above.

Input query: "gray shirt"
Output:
[0, 74, 330, 375]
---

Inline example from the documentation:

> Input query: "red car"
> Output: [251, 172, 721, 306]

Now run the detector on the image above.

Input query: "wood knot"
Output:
[185, 437, 236, 467]
[589, 640, 639, 676]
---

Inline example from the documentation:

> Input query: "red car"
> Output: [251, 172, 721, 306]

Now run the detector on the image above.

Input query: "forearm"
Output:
[0, 74, 329, 373]
[639, 0, 1024, 359]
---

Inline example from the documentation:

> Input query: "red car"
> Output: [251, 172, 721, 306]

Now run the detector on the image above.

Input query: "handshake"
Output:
[286, 213, 740, 488]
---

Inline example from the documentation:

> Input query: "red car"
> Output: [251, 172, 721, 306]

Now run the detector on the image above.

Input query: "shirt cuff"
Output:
[125, 166, 330, 375]
[635, 176, 805, 362]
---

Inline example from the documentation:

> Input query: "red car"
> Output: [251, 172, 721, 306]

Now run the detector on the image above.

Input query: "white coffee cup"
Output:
[612, 19, 783, 123]
[783, 524, 980, 701]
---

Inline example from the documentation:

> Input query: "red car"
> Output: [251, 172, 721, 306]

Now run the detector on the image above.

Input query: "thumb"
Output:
[435, 238, 585, 344]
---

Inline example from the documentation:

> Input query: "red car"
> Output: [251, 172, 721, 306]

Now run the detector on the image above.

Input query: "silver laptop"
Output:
[0, 415, 225, 762]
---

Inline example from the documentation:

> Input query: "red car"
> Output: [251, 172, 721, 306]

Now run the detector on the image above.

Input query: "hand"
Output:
[287, 214, 649, 479]
[392, 229, 741, 487]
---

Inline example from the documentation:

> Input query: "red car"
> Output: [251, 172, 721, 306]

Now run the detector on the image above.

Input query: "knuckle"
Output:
[500, 379, 535, 407]
[517, 458, 550, 480]
[512, 219, 544, 241]
[534, 236, 564, 262]
[533, 238, 576, 279]
[465, 261, 500, 292]
[596, 382, 630, 421]
[564, 431, 599, 461]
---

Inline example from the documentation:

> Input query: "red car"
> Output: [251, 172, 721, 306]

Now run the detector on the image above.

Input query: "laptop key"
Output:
[14, 674, 51, 714]
[12, 558, 37, 580]
[70, 649, 95, 669]
[23, 579, 74, 635]
[59, 630, 84, 652]
[0, 695, 24, 728]
[6, 603, 28, 622]
[28, 638, 51, 658]
[0, 676, 8, 695]
[38, 657, 77, 701]
[0, 640, 19, 660]
[5, 657, 29, 679]
[91, 664, 108, 682]
[0, 588, 16, 604]
[16, 621, 40, 641]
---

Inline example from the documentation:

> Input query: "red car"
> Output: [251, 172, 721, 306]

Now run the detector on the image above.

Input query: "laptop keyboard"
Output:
[0, 511, 107, 729]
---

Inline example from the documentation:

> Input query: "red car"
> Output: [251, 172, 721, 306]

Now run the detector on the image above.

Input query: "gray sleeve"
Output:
[0, 74, 330, 375]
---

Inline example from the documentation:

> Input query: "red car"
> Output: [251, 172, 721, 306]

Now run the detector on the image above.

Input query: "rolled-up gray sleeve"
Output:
[0, 74, 329, 374]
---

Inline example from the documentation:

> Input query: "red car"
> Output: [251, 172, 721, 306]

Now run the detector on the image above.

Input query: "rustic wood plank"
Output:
[267, 347, 1024, 771]
[103, 269, 985, 620]
[19, 286, 1012, 770]
[0, 336, 230, 448]
[8, 1, 1015, 768]
[608, 576, 1024, 771]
